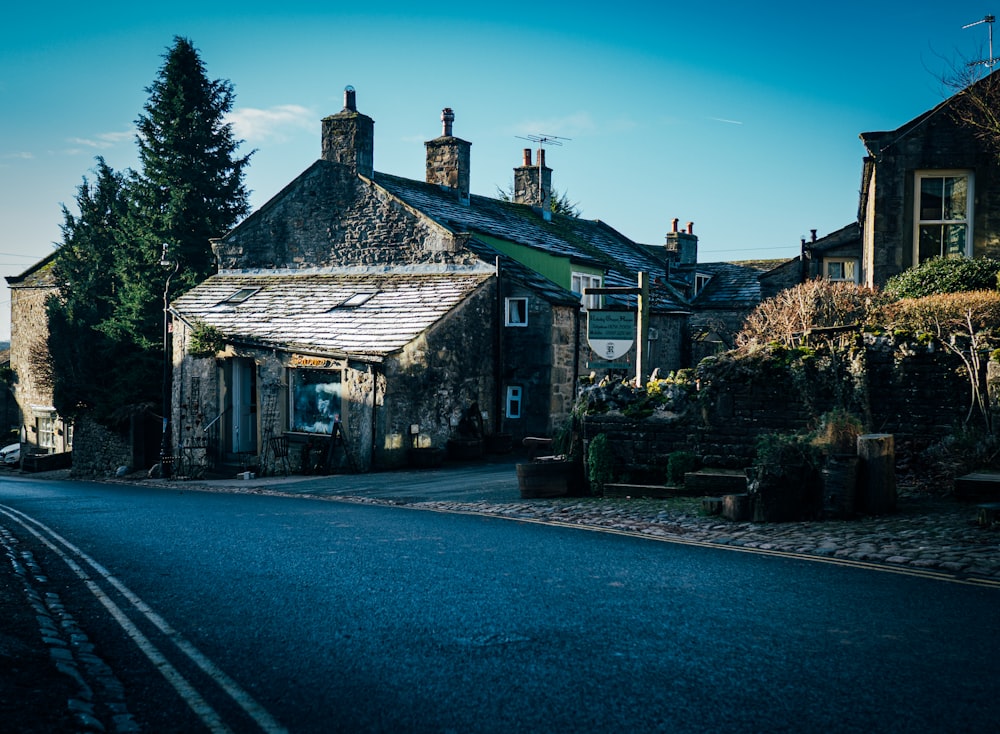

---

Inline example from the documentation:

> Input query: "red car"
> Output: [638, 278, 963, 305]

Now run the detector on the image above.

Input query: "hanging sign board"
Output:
[587, 310, 635, 359]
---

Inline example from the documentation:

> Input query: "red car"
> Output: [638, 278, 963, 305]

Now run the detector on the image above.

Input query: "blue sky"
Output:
[0, 1, 995, 339]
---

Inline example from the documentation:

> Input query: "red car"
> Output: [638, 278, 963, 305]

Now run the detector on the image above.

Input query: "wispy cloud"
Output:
[2, 151, 34, 160]
[66, 130, 134, 150]
[511, 112, 597, 140]
[710, 117, 744, 125]
[226, 105, 313, 143]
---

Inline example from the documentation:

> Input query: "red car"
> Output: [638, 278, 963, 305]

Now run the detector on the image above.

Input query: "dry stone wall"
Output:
[583, 338, 990, 475]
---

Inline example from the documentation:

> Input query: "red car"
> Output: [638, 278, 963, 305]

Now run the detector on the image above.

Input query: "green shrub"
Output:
[666, 451, 700, 485]
[188, 321, 226, 358]
[587, 433, 615, 495]
[754, 430, 821, 470]
[883, 256, 1000, 300]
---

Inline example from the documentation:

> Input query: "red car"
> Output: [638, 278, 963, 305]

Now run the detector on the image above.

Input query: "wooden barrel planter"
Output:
[517, 461, 571, 499]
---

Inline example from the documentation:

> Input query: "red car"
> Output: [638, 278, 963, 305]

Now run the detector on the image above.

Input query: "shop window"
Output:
[291, 369, 342, 434]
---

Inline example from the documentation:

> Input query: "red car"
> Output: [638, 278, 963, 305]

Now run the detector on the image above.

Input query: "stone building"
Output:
[169, 88, 687, 475]
[5, 253, 73, 459]
[797, 68, 1000, 289]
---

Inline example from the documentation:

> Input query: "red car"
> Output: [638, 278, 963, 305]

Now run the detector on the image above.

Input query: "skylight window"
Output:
[220, 287, 259, 304]
[336, 292, 376, 308]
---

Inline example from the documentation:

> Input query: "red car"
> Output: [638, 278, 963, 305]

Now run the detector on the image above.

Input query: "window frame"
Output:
[505, 297, 528, 327]
[913, 170, 973, 264]
[36, 414, 55, 451]
[289, 368, 343, 435]
[823, 258, 859, 283]
[505, 386, 523, 419]
[571, 272, 602, 311]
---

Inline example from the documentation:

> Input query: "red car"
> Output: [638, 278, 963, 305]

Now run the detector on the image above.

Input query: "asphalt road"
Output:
[2, 473, 998, 733]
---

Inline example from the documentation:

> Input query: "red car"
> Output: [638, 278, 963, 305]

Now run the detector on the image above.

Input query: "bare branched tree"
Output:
[940, 48, 1000, 158]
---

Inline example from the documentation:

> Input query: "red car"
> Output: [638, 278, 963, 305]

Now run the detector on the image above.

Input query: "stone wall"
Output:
[69, 416, 134, 478]
[583, 338, 987, 475]
[212, 161, 482, 271]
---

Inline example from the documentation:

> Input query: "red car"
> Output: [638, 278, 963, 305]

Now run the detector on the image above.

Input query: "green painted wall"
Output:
[476, 233, 603, 292]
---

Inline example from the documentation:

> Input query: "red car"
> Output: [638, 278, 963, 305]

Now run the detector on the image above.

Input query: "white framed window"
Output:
[914, 171, 973, 264]
[505, 297, 528, 326]
[824, 258, 859, 283]
[693, 273, 711, 296]
[505, 386, 523, 419]
[571, 272, 602, 311]
[37, 415, 55, 451]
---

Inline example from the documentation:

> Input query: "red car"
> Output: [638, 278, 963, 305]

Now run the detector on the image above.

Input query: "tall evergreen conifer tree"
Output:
[47, 37, 251, 427]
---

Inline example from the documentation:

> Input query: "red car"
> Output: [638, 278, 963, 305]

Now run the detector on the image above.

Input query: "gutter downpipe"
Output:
[494, 257, 504, 435]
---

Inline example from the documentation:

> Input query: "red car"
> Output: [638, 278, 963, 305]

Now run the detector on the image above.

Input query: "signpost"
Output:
[587, 311, 634, 359]
[584, 272, 650, 385]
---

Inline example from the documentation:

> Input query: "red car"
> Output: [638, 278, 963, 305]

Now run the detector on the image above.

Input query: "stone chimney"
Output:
[425, 107, 472, 205]
[321, 85, 374, 177]
[513, 148, 552, 219]
[665, 218, 698, 265]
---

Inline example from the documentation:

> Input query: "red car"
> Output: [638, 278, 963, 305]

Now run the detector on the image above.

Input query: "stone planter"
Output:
[747, 463, 820, 522]
[517, 460, 571, 498]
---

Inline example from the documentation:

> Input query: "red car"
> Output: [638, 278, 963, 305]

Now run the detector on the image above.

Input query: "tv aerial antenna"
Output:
[963, 14, 998, 69]
[516, 133, 572, 160]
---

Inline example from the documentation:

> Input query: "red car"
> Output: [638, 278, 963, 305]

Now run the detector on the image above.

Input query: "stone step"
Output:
[684, 468, 748, 495]
[955, 471, 1000, 500]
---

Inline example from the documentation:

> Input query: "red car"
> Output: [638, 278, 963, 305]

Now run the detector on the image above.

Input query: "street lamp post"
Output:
[160, 244, 180, 478]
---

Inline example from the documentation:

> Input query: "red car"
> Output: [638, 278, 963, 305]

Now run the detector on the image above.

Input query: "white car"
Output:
[0, 443, 20, 466]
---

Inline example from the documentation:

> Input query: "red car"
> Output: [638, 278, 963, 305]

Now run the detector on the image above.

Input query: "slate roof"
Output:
[673, 262, 768, 310]
[170, 267, 493, 361]
[805, 222, 861, 256]
[373, 173, 688, 311]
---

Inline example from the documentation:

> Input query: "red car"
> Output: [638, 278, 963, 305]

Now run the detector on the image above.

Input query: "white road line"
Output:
[0, 504, 288, 734]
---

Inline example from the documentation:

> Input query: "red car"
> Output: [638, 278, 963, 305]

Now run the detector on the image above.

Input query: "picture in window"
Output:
[291, 369, 342, 434]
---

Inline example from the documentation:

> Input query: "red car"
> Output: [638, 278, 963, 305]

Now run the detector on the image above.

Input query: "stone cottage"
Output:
[169, 88, 688, 475]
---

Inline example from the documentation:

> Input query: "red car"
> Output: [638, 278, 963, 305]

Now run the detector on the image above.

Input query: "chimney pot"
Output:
[810, 229, 818, 243]
[686, 221, 694, 235]
[538, 148, 546, 168]
[671, 218, 679, 233]
[523, 148, 532, 166]
[343, 85, 357, 112]
[441, 107, 455, 137]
